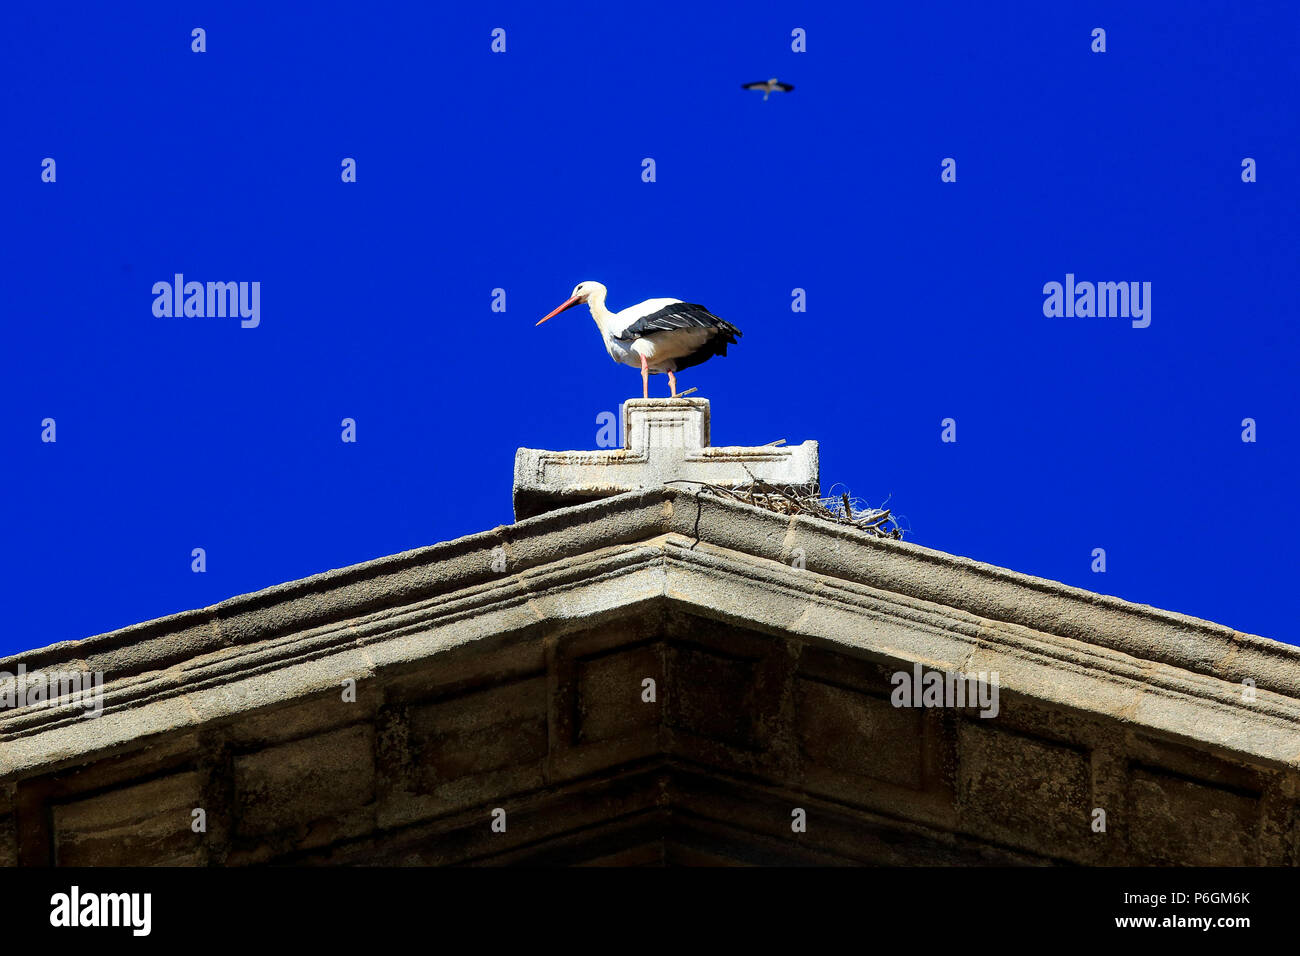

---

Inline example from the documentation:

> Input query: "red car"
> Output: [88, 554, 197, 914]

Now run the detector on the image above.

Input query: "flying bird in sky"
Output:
[742, 78, 794, 101]
[536, 282, 742, 399]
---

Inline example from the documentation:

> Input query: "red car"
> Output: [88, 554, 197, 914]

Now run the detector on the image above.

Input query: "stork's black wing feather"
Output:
[776, 83, 794, 92]
[613, 302, 742, 342]
[614, 302, 744, 372]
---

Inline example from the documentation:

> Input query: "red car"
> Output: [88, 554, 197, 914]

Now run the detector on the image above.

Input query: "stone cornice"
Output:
[668, 491, 1300, 697]
[3, 488, 1296, 777]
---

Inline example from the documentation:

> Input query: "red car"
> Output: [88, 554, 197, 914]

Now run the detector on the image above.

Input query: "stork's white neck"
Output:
[584, 287, 615, 337]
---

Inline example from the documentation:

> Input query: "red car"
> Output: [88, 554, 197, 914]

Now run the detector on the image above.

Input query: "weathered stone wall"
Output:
[3, 606, 1296, 865]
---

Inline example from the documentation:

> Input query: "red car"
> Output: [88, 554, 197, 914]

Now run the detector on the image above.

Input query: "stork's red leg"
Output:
[668, 371, 678, 397]
[639, 354, 649, 399]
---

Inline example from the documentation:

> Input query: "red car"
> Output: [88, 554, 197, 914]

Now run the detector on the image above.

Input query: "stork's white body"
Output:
[597, 296, 713, 372]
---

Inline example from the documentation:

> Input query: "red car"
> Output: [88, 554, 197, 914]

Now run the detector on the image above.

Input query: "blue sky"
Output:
[3, 1, 1297, 656]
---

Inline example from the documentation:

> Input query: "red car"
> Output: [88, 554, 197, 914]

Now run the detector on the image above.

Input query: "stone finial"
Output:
[513, 398, 819, 520]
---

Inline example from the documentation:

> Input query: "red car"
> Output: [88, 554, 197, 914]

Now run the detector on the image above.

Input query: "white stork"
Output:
[536, 281, 742, 399]
[742, 78, 794, 101]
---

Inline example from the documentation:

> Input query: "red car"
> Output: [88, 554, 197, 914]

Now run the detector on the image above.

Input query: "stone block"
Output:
[53, 772, 204, 865]
[233, 724, 374, 838]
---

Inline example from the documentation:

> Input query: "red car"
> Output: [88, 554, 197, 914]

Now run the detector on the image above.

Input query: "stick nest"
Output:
[666, 474, 907, 540]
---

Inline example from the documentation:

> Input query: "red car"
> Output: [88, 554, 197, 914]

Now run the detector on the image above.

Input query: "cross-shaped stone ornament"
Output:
[513, 398, 819, 520]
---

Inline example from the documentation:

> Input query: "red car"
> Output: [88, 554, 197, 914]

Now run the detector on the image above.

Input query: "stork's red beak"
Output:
[536, 296, 581, 326]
